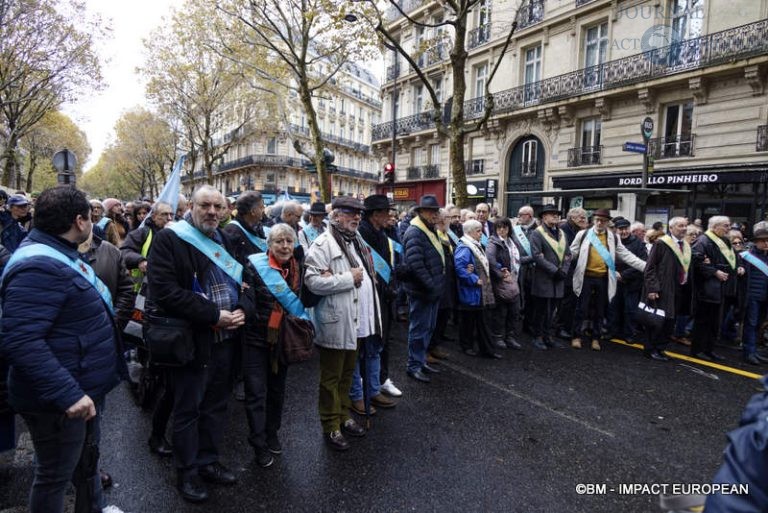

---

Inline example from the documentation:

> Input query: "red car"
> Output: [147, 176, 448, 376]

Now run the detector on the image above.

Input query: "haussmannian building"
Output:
[182, 63, 383, 204]
[372, 0, 768, 228]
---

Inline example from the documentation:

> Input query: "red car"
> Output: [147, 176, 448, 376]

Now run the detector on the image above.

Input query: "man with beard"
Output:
[569, 209, 645, 351]
[147, 185, 246, 502]
[642, 217, 692, 361]
[402, 195, 446, 383]
[528, 205, 571, 350]
[446, 206, 463, 244]
[223, 192, 267, 263]
[691, 216, 745, 361]
[122, 202, 175, 289]
[608, 217, 648, 343]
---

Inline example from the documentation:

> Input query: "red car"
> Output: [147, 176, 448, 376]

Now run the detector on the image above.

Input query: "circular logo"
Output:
[640, 25, 681, 65]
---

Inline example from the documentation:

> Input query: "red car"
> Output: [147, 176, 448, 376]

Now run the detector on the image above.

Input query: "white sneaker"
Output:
[103, 506, 126, 513]
[380, 378, 402, 397]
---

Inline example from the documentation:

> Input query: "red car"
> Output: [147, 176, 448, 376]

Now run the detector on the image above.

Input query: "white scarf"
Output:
[460, 234, 489, 278]
[504, 237, 521, 274]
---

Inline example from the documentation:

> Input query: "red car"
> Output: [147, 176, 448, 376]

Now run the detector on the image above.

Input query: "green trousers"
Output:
[318, 346, 357, 433]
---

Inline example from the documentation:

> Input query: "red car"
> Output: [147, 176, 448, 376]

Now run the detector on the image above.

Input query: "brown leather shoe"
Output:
[370, 394, 396, 409]
[429, 348, 450, 360]
[591, 339, 601, 351]
[671, 336, 692, 346]
[571, 338, 582, 349]
[426, 353, 439, 364]
[350, 400, 376, 416]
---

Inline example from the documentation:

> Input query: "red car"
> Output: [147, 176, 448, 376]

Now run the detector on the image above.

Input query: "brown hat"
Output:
[753, 228, 768, 240]
[331, 196, 364, 212]
[592, 208, 611, 219]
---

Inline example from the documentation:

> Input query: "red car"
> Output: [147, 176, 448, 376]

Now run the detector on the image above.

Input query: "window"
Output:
[415, 26, 426, 66]
[430, 144, 441, 166]
[433, 77, 443, 103]
[474, 63, 488, 98]
[340, 127, 345, 140]
[578, 118, 602, 165]
[414, 85, 424, 114]
[671, 0, 704, 41]
[661, 101, 694, 157]
[267, 137, 277, 154]
[584, 22, 608, 68]
[521, 139, 538, 177]
[524, 45, 542, 103]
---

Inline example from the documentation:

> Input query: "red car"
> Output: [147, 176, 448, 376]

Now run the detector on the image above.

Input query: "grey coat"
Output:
[529, 226, 571, 299]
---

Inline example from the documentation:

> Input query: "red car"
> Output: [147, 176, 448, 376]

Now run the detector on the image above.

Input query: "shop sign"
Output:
[393, 187, 414, 200]
[617, 173, 720, 186]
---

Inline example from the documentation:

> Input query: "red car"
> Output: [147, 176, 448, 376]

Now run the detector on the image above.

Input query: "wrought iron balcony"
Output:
[334, 165, 379, 182]
[648, 135, 695, 159]
[517, 0, 544, 30]
[374, 18, 768, 142]
[407, 166, 421, 180]
[372, 111, 436, 141]
[468, 25, 492, 50]
[567, 145, 603, 167]
[758, 125, 768, 151]
[423, 164, 440, 178]
[286, 124, 370, 154]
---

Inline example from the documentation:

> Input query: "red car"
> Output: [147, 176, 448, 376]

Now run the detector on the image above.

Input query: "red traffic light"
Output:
[384, 163, 395, 172]
[383, 162, 395, 183]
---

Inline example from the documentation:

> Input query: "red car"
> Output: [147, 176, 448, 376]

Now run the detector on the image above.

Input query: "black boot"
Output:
[177, 472, 208, 503]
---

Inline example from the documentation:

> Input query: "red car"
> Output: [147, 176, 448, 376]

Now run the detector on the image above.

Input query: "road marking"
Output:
[439, 360, 616, 438]
[609, 339, 763, 380]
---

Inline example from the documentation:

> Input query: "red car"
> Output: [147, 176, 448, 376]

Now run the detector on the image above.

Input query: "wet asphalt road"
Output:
[0, 322, 763, 513]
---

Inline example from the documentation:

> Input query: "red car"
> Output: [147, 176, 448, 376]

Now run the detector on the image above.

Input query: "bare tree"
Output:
[363, 0, 521, 207]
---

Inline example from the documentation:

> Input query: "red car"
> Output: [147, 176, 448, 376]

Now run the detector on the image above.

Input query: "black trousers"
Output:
[429, 307, 451, 350]
[692, 302, 722, 355]
[171, 339, 235, 475]
[242, 344, 287, 452]
[150, 368, 173, 441]
[573, 276, 608, 339]
[459, 307, 496, 355]
[557, 283, 577, 334]
[530, 296, 560, 340]
[643, 317, 675, 354]
[493, 298, 521, 343]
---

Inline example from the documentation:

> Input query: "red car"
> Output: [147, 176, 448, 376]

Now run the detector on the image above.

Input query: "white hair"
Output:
[518, 205, 534, 216]
[630, 222, 645, 232]
[267, 222, 296, 244]
[669, 217, 688, 229]
[708, 215, 730, 230]
[463, 219, 482, 235]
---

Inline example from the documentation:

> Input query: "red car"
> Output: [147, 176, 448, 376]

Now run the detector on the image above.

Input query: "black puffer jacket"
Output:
[616, 234, 648, 291]
[402, 219, 446, 302]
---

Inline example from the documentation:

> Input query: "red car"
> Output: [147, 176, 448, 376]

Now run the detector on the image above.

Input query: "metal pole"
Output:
[390, 48, 398, 196]
[641, 152, 648, 189]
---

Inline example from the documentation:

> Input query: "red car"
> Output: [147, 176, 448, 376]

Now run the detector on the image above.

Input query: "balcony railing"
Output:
[758, 125, 768, 151]
[372, 111, 435, 141]
[405, 165, 440, 180]
[468, 25, 492, 50]
[648, 135, 695, 160]
[576, 0, 596, 6]
[465, 159, 485, 175]
[423, 164, 440, 178]
[567, 145, 603, 167]
[373, 18, 768, 141]
[287, 124, 370, 154]
[517, 0, 544, 30]
[407, 166, 421, 180]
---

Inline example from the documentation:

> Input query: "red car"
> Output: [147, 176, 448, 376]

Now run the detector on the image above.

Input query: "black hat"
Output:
[753, 228, 768, 240]
[414, 194, 442, 211]
[612, 216, 630, 228]
[364, 194, 390, 212]
[538, 204, 560, 216]
[308, 202, 327, 216]
[331, 196, 364, 211]
[592, 208, 612, 219]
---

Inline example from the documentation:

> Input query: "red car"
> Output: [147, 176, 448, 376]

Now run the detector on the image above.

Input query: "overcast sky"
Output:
[61, 0, 184, 170]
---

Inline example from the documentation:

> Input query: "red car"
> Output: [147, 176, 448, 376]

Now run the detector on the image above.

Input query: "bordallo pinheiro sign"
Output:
[618, 173, 720, 186]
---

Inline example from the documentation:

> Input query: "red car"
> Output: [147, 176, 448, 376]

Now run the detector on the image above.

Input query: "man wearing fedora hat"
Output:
[528, 205, 571, 350]
[569, 208, 645, 351]
[738, 228, 768, 365]
[402, 195, 446, 383]
[298, 202, 328, 252]
[358, 194, 401, 403]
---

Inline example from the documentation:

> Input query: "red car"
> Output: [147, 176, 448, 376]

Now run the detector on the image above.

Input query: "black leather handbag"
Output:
[635, 301, 666, 331]
[143, 315, 195, 367]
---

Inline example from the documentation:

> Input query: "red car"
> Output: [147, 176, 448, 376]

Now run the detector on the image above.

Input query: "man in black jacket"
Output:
[608, 217, 648, 342]
[121, 202, 173, 290]
[358, 195, 399, 404]
[222, 191, 266, 263]
[147, 185, 246, 503]
[691, 215, 744, 361]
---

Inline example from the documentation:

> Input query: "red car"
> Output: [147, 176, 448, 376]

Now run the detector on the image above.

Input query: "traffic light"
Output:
[384, 162, 395, 184]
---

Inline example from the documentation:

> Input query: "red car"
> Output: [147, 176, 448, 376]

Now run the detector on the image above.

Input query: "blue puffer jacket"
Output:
[454, 244, 481, 306]
[0, 229, 119, 413]
[402, 220, 445, 302]
[744, 248, 768, 302]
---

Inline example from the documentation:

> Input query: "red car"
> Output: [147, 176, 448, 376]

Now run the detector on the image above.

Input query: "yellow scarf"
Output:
[411, 215, 445, 266]
[536, 225, 566, 263]
[660, 235, 691, 273]
[705, 230, 736, 269]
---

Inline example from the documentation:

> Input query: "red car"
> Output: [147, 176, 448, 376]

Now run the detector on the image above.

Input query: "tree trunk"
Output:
[2, 136, 18, 187]
[450, 14, 469, 208]
[25, 152, 37, 193]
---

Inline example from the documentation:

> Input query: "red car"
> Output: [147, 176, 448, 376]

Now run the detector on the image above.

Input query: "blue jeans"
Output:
[742, 299, 767, 357]
[350, 336, 382, 402]
[407, 297, 440, 373]
[20, 396, 105, 513]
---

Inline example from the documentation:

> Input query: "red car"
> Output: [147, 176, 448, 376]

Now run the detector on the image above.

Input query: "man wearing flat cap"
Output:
[528, 205, 571, 350]
[298, 202, 328, 252]
[304, 196, 382, 450]
[570, 209, 646, 351]
[737, 228, 768, 365]
[401, 195, 445, 383]
[607, 217, 648, 343]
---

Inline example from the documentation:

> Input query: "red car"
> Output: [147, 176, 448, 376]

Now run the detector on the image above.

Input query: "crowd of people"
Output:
[1, 183, 767, 511]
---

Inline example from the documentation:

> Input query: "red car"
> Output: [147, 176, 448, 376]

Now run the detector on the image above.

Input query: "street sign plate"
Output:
[485, 179, 497, 199]
[52, 149, 77, 173]
[623, 142, 647, 153]
[641, 117, 654, 140]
